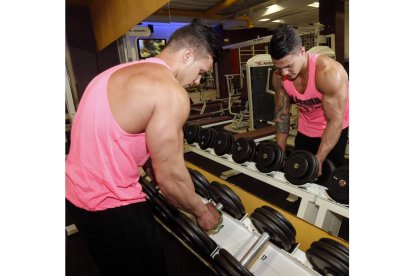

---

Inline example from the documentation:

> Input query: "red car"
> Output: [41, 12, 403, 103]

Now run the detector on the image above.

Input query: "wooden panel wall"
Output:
[89, 0, 170, 51]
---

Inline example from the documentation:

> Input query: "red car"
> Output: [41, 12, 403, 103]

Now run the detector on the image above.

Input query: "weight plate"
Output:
[175, 213, 217, 258]
[253, 207, 296, 249]
[208, 128, 219, 149]
[214, 131, 234, 156]
[306, 247, 349, 276]
[231, 137, 255, 164]
[319, 237, 349, 256]
[255, 142, 285, 173]
[208, 181, 245, 220]
[140, 176, 158, 200]
[250, 210, 292, 251]
[210, 181, 245, 218]
[198, 127, 212, 150]
[315, 159, 336, 187]
[151, 194, 179, 228]
[213, 248, 254, 276]
[312, 240, 349, 267]
[188, 168, 211, 200]
[284, 150, 318, 185]
[186, 124, 201, 144]
[326, 166, 349, 204]
[260, 206, 296, 239]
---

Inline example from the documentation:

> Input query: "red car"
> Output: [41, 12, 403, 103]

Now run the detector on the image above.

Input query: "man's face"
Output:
[179, 49, 213, 87]
[272, 48, 304, 81]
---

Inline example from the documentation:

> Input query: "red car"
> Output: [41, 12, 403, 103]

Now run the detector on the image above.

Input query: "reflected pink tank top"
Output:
[283, 53, 349, 137]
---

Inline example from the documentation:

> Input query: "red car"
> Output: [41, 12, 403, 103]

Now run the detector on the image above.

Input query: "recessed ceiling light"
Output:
[307, 2, 319, 8]
[272, 19, 284, 23]
[258, 18, 270, 22]
[263, 4, 284, 16]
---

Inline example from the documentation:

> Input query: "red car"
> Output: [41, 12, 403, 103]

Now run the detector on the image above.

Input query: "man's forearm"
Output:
[316, 121, 342, 161]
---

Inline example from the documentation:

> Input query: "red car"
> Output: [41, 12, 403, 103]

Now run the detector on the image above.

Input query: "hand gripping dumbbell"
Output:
[306, 237, 349, 276]
[207, 181, 246, 221]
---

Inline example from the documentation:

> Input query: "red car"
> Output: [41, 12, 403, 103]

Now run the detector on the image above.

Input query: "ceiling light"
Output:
[272, 19, 284, 23]
[263, 4, 284, 16]
[259, 18, 270, 22]
[307, 2, 319, 8]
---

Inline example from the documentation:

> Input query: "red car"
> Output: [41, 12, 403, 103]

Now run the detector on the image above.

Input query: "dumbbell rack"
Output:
[156, 197, 322, 276]
[185, 143, 349, 236]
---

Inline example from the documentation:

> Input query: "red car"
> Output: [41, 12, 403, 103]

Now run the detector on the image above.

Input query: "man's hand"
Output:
[315, 154, 324, 177]
[196, 202, 222, 231]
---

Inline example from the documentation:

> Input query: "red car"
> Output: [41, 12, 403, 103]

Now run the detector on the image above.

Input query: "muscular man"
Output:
[65, 19, 222, 275]
[270, 24, 349, 176]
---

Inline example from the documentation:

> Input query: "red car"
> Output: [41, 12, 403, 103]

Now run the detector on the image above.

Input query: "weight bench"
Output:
[234, 125, 277, 142]
[188, 115, 233, 128]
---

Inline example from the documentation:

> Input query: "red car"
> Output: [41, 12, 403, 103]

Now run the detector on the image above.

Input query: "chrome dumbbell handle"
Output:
[240, 232, 270, 267]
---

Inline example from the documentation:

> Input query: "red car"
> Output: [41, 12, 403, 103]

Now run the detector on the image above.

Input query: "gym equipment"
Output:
[150, 193, 180, 230]
[231, 137, 256, 164]
[306, 238, 349, 276]
[184, 115, 233, 145]
[213, 130, 235, 156]
[284, 150, 319, 186]
[315, 159, 336, 187]
[140, 174, 159, 201]
[184, 124, 201, 144]
[207, 181, 246, 220]
[188, 168, 211, 200]
[197, 127, 219, 150]
[250, 206, 297, 252]
[255, 141, 285, 173]
[326, 166, 349, 205]
[174, 212, 218, 259]
[213, 248, 254, 276]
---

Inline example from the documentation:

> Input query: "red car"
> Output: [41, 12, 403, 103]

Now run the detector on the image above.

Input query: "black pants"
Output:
[66, 199, 168, 276]
[294, 127, 349, 167]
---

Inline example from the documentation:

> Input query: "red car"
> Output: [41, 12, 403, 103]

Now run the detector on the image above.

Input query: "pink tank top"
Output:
[66, 58, 171, 211]
[283, 53, 349, 137]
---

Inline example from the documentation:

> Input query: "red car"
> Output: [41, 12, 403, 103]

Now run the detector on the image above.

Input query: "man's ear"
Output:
[183, 48, 195, 64]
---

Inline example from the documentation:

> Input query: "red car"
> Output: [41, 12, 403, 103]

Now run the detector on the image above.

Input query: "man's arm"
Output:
[272, 73, 291, 151]
[315, 57, 348, 175]
[145, 82, 220, 230]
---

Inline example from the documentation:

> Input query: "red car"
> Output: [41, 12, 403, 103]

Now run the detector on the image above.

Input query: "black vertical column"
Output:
[319, 0, 345, 65]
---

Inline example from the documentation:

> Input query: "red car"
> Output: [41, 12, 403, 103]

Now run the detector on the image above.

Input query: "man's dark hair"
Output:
[167, 18, 222, 62]
[269, 24, 302, 60]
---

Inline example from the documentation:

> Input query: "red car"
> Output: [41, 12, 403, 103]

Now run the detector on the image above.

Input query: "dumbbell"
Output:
[231, 137, 257, 164]
[184, 124, 201, 144]
[197, 127, 219, 150]
[173, 211, 219, 260]
[326, 166, 349, 205]
[250, 205, 297, 252]
[306, 237, 349, 276]
[284, 150, 335, 186]
[213, 205, 297, 275]
[207, 181, 246, 220]
[213, 130, 235, 156]
[188, 168, 212, 200]
[254, 141, 285, 173]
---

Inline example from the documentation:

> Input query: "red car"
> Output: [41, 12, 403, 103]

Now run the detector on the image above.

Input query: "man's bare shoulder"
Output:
[315, 55, 347, 78]
[315, 55, 348, 95]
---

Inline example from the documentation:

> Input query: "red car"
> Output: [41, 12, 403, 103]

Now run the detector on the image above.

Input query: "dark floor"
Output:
[66, 149, 348, 275]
